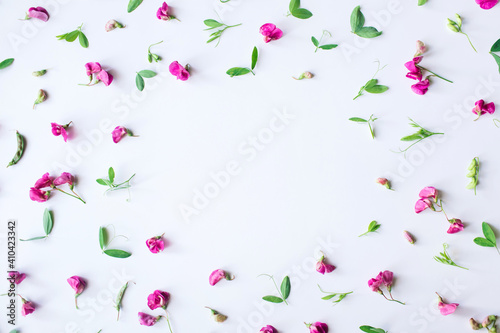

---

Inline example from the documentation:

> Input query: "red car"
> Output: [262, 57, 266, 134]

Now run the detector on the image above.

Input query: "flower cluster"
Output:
[473, 99, 496, 120]
[368, 270, 405, 305]
[83, 62, 113, 86]
[29, 172, 85, 204]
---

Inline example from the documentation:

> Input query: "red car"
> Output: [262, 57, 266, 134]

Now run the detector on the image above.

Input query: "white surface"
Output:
[1, 0, 500, 332]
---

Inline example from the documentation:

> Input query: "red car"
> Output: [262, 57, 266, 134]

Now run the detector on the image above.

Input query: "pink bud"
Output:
[146, 235, 165, 253]
[403, 230, 415, 244]
[21, 300, 35, 316]
[414, 40, 426, 56]
[209, 269, 234, 286]
[105, 19, 125, 32]
[138, 312, 160, 326]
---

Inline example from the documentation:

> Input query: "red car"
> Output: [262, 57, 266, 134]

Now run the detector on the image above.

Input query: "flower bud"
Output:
[414, 40, 426, 57]
[32, 69, 47, 77]
[484, 316, 492, 327]
[376, 177, 392, 190]
[454, 13, 462, 27]
[206, 307, 227, 323]
[403, 230, 415, 244]
[470, 318, 481, 330]
[293, 71, 314, 80]
[105, 19, 125, 32]
[33, 89, 47, 109]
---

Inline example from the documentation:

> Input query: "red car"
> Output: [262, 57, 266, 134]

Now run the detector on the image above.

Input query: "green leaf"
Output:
[138, 70, 157, 78]
[251, 46, 258, 70]
[349, 117, 368, 123]
[356, 26, 382, 38]
[43, 208, 53, 236]
[20, 236, 47, 241]
[0, 58, 14, 70]
[65, 30, 79, 42]
[368, 221, 380, 232]
[291, 8, 313, 19]
[311, 36, 319, 47]
[418, 0, 428, 5]
[401, 133, 424, 141]
[321, 294, 336, 300]
[226, 67, 251, 77]
[360, 326, 386, 333]
[319, 44, 338, 50]
[350, 6, 365, 33]
[482, 222, 497, 245]
[474, 237, 495, 247]
[491, 53, 500, 73]
[108, 167, 115, 184]
[262, 296, 284, 303]
[364, 79, 378, 89]
[128, 0, 143, 13]
[136, 73, 145, 91]
[490, 38, 500, 52]
[289, 0, 300, 12]
[96, 178, 110, 186]
[104, 249, 132, 258]
[99, 227, 108, 250]
[365, 85, 389, 94]
[280, 276, 291, 300]
[466, 180, 476, 189]
[56, 33, 68, 40]
[204, 19, 223, 28]
[78, 32, 89, 48]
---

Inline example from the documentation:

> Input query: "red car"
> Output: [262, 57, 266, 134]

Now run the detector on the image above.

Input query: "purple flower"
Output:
[157, 2, 177, 20]
[447, 219, 464, 234]
[472, 99, 495, 119]
[138, 312, 160, 326]
[411, 79, 430, 95]
[260, 325, 278, 333]
[27, 7, 49, 22]
[54, 172, 73, 186]
[146, 235, 165, 253]
[34, 173, 54, 189]
[8, 271, 26, 285]
[147, 290, 170, 310]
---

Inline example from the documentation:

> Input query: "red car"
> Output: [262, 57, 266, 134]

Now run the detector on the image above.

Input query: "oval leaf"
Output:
[349, 117, 368, 123]
[226, 67, 251, 77]
[65, 30, 79, 42]
[136, 74, 145, 91]
[491, 38, 500, 53]
[104, 249, 132, 258]
[319, 44, 338, 50]
[289, 0, 300, 12]
[43, 208, 53, 236]
[311, 36, 319, 47]
[350, 6, 365, 33]
[78, 32, 89, 48]
[262, 296, 283, 303]
[138, 70, 157, 78]
[108, 167, 115, 183]
[251, 46, 258, 70]
[280, 276, 291, 300]
[365, 85, 389, 94]
[128, 0, 143, 13]
[204, 19, 223, 28]
[356, 26, 382, 38]
[99, 227, 108, 250]
[292, 8, 313, 19]
[0, 58, 14, 70]
[491, 53, 500, 73]
[474, 237, 495, 247]
[482, 222, 497, 245]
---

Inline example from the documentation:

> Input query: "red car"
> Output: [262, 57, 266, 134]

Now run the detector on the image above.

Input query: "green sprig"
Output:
[227, 46, 258, 77]
[433, 243, 468, 270]
[311, 30, 338, 52]
[359, 221, 381, 237]
[56, 24, 89, 48]
[147, 41, 163, 63]
[447, 14, 476, 52]
[349, 115, 378, 139]
[466, 157, 479, 195]
[398, 118, 443, 155]
[318, 285, 352, 304]
[353, 62, 388, 100]
[204, 19, 241, 46]
[96, 167, 136, 201]
[259, 274, 291, 305]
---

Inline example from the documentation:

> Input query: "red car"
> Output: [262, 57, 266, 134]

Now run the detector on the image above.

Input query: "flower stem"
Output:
[461, 32, 477, 53]
[164, 311, 174, 333]
[54, 188, 86, 204]
[418, 66, 453, 83]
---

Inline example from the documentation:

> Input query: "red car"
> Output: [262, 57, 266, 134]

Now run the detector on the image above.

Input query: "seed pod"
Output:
[32, 69, 47, 77]
[206, 307, 227, 323]
[33, 89, 47, 109]
[114, 281, 133, 321]
[7, 131, 25, 168]
[469, 318, 481, 330]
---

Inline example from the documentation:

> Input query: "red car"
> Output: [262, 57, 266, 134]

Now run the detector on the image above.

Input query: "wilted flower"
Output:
[315, 252, 335, 275]
[436, 293, 459, 315]
[112, 126, 136, 143]
[147, 290, 170, 310]
[260, 325, 278, 333]
[32, 69, 47, 77]
[206, 307, 227, 323]
[33, 89, 47, 109]
[305, 322, 328, 333]
[8, 271, 26, 285]
[138, 312, 161, 326]
[209, 269, 234, 286]
[414, 40, 426, 57]
[260, 23, 283, 43]
[472, 99, 495, 120]
[51, 122, 72, 142]
[105, 19, 125, 32]
[293, 71, 314, 80]
[67, 276, 86, 309]
[25, 7, 49, 22]
[169, 61, 190, 81]
[470, 318, 481, 330]
[146, 235, 165, 253]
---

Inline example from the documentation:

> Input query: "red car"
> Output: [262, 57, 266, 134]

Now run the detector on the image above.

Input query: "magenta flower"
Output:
[305, 322, 328, 333]
[411, 79, 430, 95]
[83, 62, 113, 86]
[368, 270, 405, 305]
[85, 62, 102, 76]
[447, 219, 464, 234]
[437, 293, 459, 315]
[34, 173, 54, 189]
[67, 276, 86, 309]
[415, 198, 433, 213]
[29, 188, 49, 202]
[147, 290, 170, 310]
[112, 126, 136, 143]
[405, 57, 423, 81]
[260, 23, 283, 43]
[157, 2, 177, 21]
[419, 186, 438, 200]
[472, 99, 495, 119]
[21, 299, 35, 316]
[368, 277, 382, 292]
[8, 271, 26, 285]
[51, 122, 72, 142]
[146, 235, 165, 253]
[96, 70, 113, 86]
[169, 61, 190, 81]
[30, 172, 85, 203]
[54, 172, 73, 186]
[475, 0, 498, 9]
[138, 312, 160, 326]
[315, 256, 335, 275]
[260, 325, 278, 333]
[209, 269, 234, 286]
[26, 7, 49, 22]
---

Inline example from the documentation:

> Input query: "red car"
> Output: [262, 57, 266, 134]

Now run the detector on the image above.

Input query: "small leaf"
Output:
[128, 0, 144, 13]
[20, 236, 47, 242]
[401, 133, 424, 141]
[56, 33, 68, 40]
[43, 208, 53, 236]
[226, 67, 251, 77]
[204, 19, 223, 28]
[65, 30, 79, 42]
[474, 237, 495, 247]
[491, 53, 500, 73]
[418, 0, 428, 5]
[108, 167, 115, 184]
[368, 221, 380, 232]
[319, 44, 338, 50]
[321, 294, 336, 300]
[96, 178, 109, 186]
[289, 0, 300, 12]
[0, 58, 14, 70]
[311, 36, 319, 47]
[136, 73, 145, 91]
[365, 85, 389, 94]
[490, 38, 500, 53]
[356, 26, 382, 38]
[482, 222, 497, 245]
[465, 180, 476, 189]
[104, 249, 132, 258]
[262, 296, 284, 303]
[360, 326, 386, 333]
[99, 226, 108, 250]
[349, 117, 368, 123]
[364, 79, 378, 89]
[291, 8, 313, 19]
[280, 276, 291, 300]
[138, 70, 157, 78]
[251, 46, 258, 70]
[78, 32, 89, 48]
[350, 6, 365, 33]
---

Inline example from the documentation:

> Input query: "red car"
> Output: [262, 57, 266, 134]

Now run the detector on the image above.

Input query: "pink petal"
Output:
[419, 186, 437, 199]
[259, 23, 277, 37]
[484, 102, 496, 114]
[28, 7, 49, 22]
[415, 198, 431, 213]
[438, 302, 459, 315]
[475, 0, 498, 9]
[169, 61, 182, 76]
[85, 62, 102, 76]
[411, 79, 430, 95]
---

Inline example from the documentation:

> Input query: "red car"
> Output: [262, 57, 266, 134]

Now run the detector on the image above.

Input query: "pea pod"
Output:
[114, 281, 133, 320]
[7, 131, 25, 168]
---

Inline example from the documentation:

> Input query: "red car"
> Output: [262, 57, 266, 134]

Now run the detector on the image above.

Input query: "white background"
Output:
[1, 0, 500, 332]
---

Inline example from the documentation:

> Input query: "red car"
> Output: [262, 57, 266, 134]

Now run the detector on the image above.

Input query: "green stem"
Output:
[368, 122, 375, 139]
[418, 66, 453, 83]
[460, 32, 477, 53]
[353, 88, 364, 100]
[54, 188, 86, 204]
[164, 311, 174, 333]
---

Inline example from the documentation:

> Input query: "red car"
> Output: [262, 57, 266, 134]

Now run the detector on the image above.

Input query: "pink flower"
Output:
[157, 2, 172, 20]
[85, 62, 102, 76]
[419, 186, 438, 200]
[315, 256, 335, 275]
[138, 312, 160, 326]
[112, 126, 136, 143]
[8, 271, 26, 285]
[378, 270, 393, 289]
[411, 79, 430, 95]
[472, 99, 495, 118]
[34, 173, 54, 189]
[260, 23, 283, 43]
[447, 219, 464, 234]
[209, 269, 234, 286]
[51, 122, 70, 142]
[260, 325, 278, 333]
[29, 188, 49, 202]
[67, 276, 86, 295]
[415, 40, 426, 57]
[147, 290, 170, 310]
[305, 322, 328, 333]
[21, 300, 35, 316]
[146, 235, 165, 253]
[475, 0, 498, 9]
[54, 172, 73, 186]
[169, 61, 190, 81]
[27, 7, 49, 22]
[105, 19, 125, 32]
[437, 293, 459, 315]
[405, 57, 423, 81]
[368, 277, 382, 292]
[415, 198, 433, 213]
[96, 69, 113, 86]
